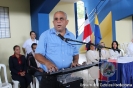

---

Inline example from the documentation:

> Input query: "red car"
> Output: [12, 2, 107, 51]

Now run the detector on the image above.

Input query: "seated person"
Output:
[27, 43, 43, 82]
[85, 43, 99, 82]
[86, 43, 99, 63]
[9, 45, 32, 88]
[100, 42, 110, 60]
[127, 39, 133, 56]
[109, 41, 122, 59]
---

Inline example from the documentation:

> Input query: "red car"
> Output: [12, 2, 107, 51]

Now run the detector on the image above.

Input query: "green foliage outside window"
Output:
[77, 1, 85, 19]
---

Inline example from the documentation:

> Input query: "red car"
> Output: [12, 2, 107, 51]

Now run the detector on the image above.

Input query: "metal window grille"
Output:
[0, 6, 10, 38]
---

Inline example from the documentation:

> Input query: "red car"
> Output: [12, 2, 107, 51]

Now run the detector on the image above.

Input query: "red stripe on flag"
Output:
[99, 70, 108, 81]
[83, 24, 92, 41]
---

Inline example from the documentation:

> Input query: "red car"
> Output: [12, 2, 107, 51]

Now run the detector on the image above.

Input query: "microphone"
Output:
[56, 32, 67, 42]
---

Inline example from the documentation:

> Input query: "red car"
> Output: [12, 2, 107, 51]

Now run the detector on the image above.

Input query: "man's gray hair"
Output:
[54, 11, 67, 19]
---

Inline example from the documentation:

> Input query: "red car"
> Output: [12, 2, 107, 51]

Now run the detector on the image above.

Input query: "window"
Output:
[76, 1, 85, 36]
[0, 6, 10, 38]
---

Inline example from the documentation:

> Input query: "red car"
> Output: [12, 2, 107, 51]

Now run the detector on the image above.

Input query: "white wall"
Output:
[0, 0, 31, 81]
[115, 16, 132, 44]
[49, 1, 76, 35]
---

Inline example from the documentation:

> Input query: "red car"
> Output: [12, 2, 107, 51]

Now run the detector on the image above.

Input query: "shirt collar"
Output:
[50, 28, 70, 35]
[30, 38, 36, 41]
[12, 54, 22, 58]
[31, 51, 35, 57]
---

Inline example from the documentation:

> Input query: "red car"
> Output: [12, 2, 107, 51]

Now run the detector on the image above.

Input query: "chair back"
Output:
[0, 64, 8, 83]
[35, 77, 39, 88]
[0, 66, 1, 84]
[120, 49, 124, 56]
[120, 43, 129, 54]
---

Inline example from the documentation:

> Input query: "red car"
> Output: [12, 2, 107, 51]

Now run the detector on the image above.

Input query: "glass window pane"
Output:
[0, 6, 10, 39]
[77, 1, 85, 36]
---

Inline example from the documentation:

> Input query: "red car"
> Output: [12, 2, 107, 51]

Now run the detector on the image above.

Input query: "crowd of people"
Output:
[7, 10, 133, 88]
[9, 31, 42, 88]
[86, 41, 122, 63]
[86, 39, 133, 63]
[85, 40, 133, 81]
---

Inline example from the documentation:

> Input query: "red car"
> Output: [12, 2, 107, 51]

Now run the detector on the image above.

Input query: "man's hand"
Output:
[71, 55, 79, 67]
[38, 68, 43, 72]
[71, 62, 80, 67]
[35, 54, 58, 72]
[45, 60, 58, 72]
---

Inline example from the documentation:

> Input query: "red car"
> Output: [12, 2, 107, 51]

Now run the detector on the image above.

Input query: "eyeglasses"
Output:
[54, 17, 65, 21]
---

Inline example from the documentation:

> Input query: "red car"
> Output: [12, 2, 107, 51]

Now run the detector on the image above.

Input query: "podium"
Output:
[48, 62, 99, 88]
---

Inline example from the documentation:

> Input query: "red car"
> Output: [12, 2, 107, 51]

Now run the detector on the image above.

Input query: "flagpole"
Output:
[78, 0, 106, 31]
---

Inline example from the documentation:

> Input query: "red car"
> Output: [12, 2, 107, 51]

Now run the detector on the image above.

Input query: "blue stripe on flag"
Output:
[94, 24, 102, 45]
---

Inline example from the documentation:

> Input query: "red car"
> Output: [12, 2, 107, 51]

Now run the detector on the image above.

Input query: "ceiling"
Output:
[60, 0, 81, 3]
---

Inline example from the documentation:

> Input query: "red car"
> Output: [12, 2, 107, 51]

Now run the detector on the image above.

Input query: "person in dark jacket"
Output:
[27, 43, 43, 82]
[9, 45, 32, 88]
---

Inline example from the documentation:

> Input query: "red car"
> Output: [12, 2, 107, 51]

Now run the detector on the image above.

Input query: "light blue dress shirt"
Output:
[35, 28, 79, 72]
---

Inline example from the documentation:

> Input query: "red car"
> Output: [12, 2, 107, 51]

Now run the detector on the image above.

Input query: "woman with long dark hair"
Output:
[109, 41, 122, 59]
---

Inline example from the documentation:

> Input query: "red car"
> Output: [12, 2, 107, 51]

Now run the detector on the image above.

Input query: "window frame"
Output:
[0, 6, 11, 39]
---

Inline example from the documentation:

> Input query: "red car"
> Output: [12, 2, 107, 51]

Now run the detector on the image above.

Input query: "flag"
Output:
[94, 14, 102, 45]
[83, 12, 92, 43]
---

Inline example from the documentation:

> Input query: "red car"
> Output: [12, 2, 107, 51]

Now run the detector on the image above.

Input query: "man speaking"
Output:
[35, 11, 79, 88]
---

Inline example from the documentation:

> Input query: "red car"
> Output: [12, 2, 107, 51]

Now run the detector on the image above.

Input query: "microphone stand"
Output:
[65, 38, 112, 88]
[65, 38, 88, 44]
[66, 38, 111, 61]
[97, 45, 111, 88]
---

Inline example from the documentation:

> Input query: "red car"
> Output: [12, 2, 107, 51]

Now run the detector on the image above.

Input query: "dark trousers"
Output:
[12, 74, 32, 88]
[40, 73, 59, 88]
